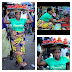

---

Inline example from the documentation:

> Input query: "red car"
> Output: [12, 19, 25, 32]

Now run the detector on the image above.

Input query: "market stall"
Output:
[37, 6, 70, 30]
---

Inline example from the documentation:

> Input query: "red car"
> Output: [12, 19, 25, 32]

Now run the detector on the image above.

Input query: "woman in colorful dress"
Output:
[37, 8, 55, 30]
[4, 9, 33, 70]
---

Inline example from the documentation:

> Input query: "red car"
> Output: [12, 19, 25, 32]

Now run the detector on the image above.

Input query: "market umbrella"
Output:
[66, 7, 70, 13]
[21, 2, 32, 5]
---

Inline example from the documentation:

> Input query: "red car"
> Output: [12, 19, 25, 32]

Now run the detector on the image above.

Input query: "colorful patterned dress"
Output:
[9, 18, 27, 66]
[37, 20, 54, 30]
[11, 30, 26, 66]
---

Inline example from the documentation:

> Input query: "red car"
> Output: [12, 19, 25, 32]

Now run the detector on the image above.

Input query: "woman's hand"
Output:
[26, 9, 29, 14]
[4, 9, 11, 24]
[37, 45, 47, 66]
[26, 9, 33, 24]
[41, 45, 45, 54]
[6, 9, 10, 15]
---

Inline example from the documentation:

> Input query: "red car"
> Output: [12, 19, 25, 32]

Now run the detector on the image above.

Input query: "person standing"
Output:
[61, 48, 68, 57]
[2, 18, 11, 58]
[4, 9, 33, 70]
[27, 12, 33, 35]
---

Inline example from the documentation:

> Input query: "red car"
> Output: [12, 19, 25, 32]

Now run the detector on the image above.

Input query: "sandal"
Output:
[20, 66, 24, 70]
[16, 61, 18, 66]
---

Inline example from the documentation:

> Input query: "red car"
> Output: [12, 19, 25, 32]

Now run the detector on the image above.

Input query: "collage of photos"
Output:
[2, 2, 35, 70]
[1, 1, 71, 71]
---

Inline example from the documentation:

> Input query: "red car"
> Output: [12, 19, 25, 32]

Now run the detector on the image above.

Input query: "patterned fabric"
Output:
[37, 20, 54, 30]
[11, 30, 26, 66]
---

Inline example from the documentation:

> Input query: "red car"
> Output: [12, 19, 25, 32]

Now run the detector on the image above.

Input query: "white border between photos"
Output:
[0, 0, 72, 72]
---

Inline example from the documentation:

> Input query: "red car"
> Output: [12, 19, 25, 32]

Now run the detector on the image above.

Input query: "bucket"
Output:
[54, 23, 61, 30]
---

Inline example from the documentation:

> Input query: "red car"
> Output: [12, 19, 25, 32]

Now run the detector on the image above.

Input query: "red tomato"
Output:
[64, 38, 67, 41]
[47, 39, 50, 43]
[11, 5, 14, 8]
[53, 38, 56, 41]
[8, 5, 11, 8]
[42, 41, 46, 44]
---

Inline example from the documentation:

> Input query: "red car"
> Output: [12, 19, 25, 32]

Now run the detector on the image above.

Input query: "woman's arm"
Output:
[49, 18, 55, 25]
[4, 10, 11, 24]
[26, 10, 33, 24]
[38, 20, 45, 27]
[37, 46, 47, 66]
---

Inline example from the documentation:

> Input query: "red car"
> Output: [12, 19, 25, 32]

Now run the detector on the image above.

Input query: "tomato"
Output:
[8, 5, 11, 8]
[47, 39, 50, 43]
[64, 38, 67, 41]
[22, 4, 27, 9]
[53, 38, 56, 41]
[19, 4, 22, 8]
[42, 41, 47, 44]
[58, 37, 61, 40]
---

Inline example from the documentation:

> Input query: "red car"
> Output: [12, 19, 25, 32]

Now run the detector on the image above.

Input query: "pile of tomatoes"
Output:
[42, 37, 69, 45]
[7, 4, 27, 9]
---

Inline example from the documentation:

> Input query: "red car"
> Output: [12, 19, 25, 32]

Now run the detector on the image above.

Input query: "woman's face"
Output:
[49, 10, 53, 15]
[53, 49, 61, 59]
[15, 12, 21, 19]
